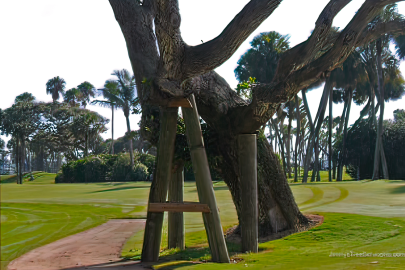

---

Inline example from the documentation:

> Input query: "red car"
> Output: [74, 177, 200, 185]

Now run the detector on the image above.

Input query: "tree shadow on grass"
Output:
[186, 185, 229, 193]
[153, 242, 242, 269]
[89, 186, 149, 193]
[391, 184, 405, 194]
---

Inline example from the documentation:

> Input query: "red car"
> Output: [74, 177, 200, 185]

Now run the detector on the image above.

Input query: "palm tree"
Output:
[77, 82, 96, 108]
[64, 88, 80, 107]
[46, 76, 66, 102]
[371, 4, 405, 180]
[92, 87, 118, 155]
[100, 69, 136, 166]
[235, 31, 290, 84]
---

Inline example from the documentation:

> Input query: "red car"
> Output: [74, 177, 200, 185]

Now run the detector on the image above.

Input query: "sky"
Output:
[1, 0, 404, 148]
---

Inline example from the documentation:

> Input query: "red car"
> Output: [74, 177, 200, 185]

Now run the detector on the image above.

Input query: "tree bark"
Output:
[107, 0, 405, 244]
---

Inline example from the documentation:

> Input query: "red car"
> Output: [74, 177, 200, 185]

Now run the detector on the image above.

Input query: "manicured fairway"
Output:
[0, 174, 149, 269]
[1, 173, 405, 269]
[142, 180, 405, 270]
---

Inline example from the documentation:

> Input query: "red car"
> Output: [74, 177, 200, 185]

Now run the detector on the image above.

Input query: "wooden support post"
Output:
[238, 134, 258, 253]
[141, 107, 178, 262]
[168, 166, 185, 249]
[182, 95, 230, 263]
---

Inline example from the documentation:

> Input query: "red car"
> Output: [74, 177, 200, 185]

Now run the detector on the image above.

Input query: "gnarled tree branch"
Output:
[276, 0, 352, 78]
[182, 0, 283, 80]
[257, 0, 404, 106]
[356, 19, 405, 46]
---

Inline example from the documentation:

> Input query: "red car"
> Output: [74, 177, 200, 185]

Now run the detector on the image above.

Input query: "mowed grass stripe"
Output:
[300, 186, 350, 211]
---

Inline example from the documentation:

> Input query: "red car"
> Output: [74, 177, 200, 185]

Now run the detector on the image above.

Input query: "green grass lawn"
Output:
[1, 172, 405, 269]
[0, 175, 150, 269]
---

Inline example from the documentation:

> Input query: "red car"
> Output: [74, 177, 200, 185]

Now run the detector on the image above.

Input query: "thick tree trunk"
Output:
[215, 132, 308, 236]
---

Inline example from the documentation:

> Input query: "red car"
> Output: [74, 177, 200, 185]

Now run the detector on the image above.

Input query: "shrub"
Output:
[56, 153, 155, 183]
[339, 119, 405, 180]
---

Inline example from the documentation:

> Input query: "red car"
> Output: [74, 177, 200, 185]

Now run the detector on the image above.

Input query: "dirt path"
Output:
[8, 219, 147, 270]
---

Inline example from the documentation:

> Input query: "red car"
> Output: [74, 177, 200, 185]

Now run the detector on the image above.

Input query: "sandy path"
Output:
[8, 219, 147, 270]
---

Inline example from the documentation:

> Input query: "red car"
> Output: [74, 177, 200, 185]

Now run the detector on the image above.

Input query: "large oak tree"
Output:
[107, 0, 405, 236]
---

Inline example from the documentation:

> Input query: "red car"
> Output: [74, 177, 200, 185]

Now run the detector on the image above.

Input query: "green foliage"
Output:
[55, 152, 155, 183]
[394, 109, 405, 122]
[235, 77, 256, 99]
[339, 118, 405, 180]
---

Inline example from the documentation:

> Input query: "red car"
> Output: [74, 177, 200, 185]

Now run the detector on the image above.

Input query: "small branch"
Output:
[182, 0, 283, 80]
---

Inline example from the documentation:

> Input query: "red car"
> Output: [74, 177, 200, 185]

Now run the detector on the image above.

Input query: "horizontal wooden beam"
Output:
[148, 202, 210, 213]
[167, 98, 192, 108]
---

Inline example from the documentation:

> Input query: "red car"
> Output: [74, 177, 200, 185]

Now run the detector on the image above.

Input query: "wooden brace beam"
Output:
[167, 98, 192, 108]
[148, 202, 211, 213]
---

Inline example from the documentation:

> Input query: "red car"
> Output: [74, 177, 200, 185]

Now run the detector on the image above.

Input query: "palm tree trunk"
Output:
[303, 81, 330, 183]
[328, 82, 333, 182]
[337, 87, 353, 181]
[111, 105, 115, 154]
[287, 108, 292, 178]
[294, 95, 300, 182]
[20, 135, 25, 184]
[372, 39, 389, 180]
[125, 114, 134, 167]
[16, 137, 19, 183]
[301, 89, 313, 183]
[336, 100, 348, 181]
[370, 86, 389, 180]
[271, 119, 287, 175]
